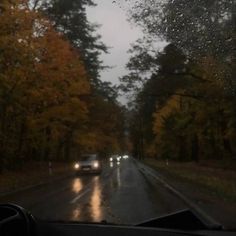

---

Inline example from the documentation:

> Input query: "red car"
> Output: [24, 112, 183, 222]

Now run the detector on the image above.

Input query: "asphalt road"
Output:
[0, 158, 188, 224]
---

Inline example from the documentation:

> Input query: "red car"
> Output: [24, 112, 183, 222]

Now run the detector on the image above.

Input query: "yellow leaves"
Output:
[57, 98, 88, 123]
[68, 81, 90, 97]
[0, 0, 93, 153]
[33, 26, 90, 102]
[31, 97, 89, 130]
[149, 52, 235, 160]
[0, 0, 125, 160]
[153, 94, 181, 135]
[0, 0, 36, 37]
[76, 95, 125, 153]
[74, 130, 120, 153]
[74, 132, 99, 152]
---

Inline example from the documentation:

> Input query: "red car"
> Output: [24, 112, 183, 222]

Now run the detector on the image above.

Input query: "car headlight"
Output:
[109, 157, 113, 162]
[74, 163, 80, 169]
[93, 161, 99, 168]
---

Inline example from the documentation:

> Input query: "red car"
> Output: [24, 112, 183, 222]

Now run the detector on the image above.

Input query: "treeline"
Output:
[121, 0, 235, 162]
[0, 0, 125, 171]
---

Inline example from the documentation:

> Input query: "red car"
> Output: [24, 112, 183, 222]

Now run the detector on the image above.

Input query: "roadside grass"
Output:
[144, 159, 236, 202]
[0, 162, 71, 195]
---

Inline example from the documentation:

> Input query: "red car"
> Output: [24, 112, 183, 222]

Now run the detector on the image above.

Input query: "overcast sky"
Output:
[86, 0, 143, 86]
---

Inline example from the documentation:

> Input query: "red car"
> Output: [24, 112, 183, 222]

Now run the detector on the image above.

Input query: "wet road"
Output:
[1, 158, 187, 224]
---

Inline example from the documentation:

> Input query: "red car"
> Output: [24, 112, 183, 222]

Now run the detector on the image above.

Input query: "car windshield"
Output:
[0, 0, 235, 230]
[80, 155, 97, 162]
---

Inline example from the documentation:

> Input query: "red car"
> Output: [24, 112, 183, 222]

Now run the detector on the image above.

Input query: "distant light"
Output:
[93, 161, 99, 168]
[110, 157, 113, 162]
[110, 162, 114, 168]
[117, 161, 120, 165]
[74, 163, 80, 169]
[123, 155, 129, 159]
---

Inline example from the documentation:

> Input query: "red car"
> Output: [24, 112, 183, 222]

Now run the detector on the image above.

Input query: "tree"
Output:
[122, 0, 235, 162]
[129, 0, 235, 60]
[0, 0, 132, 173]
[38, 0, 108, 85]
[123, 38, 236, 161]
[0, 0, 39, 169]
[0, 0, 91, 170]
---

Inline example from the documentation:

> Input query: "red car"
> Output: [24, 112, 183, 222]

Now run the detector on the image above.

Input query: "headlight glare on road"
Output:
[74, 163, 80, 169]
[93, 161, 99, 168]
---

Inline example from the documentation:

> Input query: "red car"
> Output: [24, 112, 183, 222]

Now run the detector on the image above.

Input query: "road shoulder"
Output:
[136, 159, 236, 230]
[0, 162, 72, 198]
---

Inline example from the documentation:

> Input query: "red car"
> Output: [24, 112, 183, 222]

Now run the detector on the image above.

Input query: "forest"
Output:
[0, 0, 126, 172]
[121, 0, 235, 163]
[0, 0, 235, 173]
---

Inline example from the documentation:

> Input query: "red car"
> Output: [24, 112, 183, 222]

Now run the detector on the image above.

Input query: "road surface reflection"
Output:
[71, 178, 83, 219]
[71, 176, 103, 222]
[72, 208, 81, 219]
[72, 178, 83, 193]
[117, 166, 121, 188]
[90, 176, 103, 221]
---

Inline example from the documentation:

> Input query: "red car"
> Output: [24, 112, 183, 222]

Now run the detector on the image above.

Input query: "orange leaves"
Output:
[84, 96, 125, 153]
[153, 94, 181, 136]
[0, 0, 125, 163]
[32, 24, 90, 110]
[0, 0, 93, 161]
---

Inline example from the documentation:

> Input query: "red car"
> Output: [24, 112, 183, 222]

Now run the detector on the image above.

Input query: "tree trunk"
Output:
[178, 136, 186, 161]
[223, 137, 233, 156]
[64, 136, 72, 161]
[56, 140, 63, 161]
[43, 127, 51, 161]
[0, 105, 7, 172]
[16, 120, 27, 167]
[191, 134, 199, 162]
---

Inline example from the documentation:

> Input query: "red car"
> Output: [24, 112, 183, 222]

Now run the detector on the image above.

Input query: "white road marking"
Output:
[70, 188, 91, 204]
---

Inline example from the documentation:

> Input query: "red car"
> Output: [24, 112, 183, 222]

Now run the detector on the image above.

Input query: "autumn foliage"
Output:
[123, 0, 235, 163]
[0, 0, 124, 171]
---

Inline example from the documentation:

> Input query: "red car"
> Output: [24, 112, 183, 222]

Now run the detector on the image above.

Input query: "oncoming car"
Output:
[109, 155, 121, 163]
[74, 154, 102, 175]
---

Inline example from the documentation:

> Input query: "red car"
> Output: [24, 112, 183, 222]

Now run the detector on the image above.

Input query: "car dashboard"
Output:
[0, 204, 235, 236]
[37, 221, 236, 236]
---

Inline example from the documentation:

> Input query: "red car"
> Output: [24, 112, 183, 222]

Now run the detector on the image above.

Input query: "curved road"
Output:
[1, 158, 187, 224]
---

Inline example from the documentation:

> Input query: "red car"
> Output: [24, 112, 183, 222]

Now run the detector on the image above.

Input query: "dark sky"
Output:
[87, 1, 143, 85]
[87, 1, 166, 103]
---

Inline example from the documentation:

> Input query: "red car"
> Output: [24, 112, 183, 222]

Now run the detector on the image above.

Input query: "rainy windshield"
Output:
[0, 0, 235, 230]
